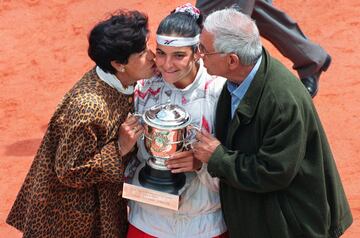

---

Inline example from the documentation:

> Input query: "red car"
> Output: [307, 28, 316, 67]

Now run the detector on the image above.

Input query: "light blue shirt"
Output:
[227, 56, 262, 118]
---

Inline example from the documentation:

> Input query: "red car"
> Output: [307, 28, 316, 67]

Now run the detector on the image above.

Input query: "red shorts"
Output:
[127, 224, 229, 238]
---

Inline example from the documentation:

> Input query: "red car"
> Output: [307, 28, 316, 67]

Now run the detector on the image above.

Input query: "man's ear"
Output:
[227, 53, 240, 70]
[110, 60, 125, 73]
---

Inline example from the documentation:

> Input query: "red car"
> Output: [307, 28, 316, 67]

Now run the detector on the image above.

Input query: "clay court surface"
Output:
[0, 0, 359, 237]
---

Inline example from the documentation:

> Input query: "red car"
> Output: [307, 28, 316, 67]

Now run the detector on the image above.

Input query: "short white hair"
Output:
[204, 8, 262, 65]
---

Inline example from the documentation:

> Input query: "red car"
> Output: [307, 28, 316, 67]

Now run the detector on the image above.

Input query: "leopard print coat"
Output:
[7, 68, 134, 238]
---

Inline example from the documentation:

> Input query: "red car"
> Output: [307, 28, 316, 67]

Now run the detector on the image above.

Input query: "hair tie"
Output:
[175, 3, 201, 20]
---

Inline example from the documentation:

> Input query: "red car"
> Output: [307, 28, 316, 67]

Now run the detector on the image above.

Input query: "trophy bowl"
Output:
[138, 103, 196, 194]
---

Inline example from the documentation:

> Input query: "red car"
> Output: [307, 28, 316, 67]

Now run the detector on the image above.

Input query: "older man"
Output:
[194, 8, 352, 238]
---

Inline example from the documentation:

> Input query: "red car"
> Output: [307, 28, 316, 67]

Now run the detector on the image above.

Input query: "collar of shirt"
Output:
[226, 55, 262, 118]
[96, 66, 134, 95]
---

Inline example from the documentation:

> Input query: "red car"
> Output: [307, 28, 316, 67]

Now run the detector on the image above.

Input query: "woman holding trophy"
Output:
[127, 3, 227, 238]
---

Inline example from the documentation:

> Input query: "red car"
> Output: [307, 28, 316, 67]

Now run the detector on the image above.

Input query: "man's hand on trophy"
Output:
[166, 150, 202, 173]
[192, 129, 221, 163]
[118, 113, 144, 156]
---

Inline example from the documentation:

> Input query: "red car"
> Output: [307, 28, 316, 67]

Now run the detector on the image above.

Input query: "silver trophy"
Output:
[137, 103, 198, 194]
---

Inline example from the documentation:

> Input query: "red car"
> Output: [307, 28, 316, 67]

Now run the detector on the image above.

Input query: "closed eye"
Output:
[174, 53, 185, 59]
[156, 49, 165, 56]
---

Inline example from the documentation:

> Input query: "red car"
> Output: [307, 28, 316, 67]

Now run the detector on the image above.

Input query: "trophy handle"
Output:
[131, 112, 142, 117]
[130, 112, 143, 122]
[183, 124, 200, 150]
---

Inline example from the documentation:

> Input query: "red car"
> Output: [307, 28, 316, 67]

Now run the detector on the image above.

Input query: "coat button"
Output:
[128, 97, 133, 103]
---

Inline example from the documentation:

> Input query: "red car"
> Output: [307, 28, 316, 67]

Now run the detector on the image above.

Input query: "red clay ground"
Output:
[0, 0, 359, 237]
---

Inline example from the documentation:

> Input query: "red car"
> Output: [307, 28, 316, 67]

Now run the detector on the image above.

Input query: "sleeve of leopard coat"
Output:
[53, 94, 131, 189]
[54, 122, 131, 189]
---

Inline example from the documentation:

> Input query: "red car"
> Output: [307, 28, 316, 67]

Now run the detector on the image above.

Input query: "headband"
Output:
[156, 34, 200, 47]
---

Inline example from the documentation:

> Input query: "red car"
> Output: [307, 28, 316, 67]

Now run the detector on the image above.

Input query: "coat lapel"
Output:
[215, 86, 231, 144]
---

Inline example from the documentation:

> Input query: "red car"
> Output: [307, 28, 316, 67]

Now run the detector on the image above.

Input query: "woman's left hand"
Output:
[165, 150, 202, 173]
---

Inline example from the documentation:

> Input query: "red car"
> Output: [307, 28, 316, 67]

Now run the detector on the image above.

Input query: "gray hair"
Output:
[203, 8, 262, 65]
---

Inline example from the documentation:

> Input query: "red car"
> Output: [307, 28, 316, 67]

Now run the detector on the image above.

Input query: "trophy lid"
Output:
[143, 103, 191, 129]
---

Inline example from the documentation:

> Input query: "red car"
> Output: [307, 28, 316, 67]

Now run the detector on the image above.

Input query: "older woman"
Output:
[6, 10, 155, 238]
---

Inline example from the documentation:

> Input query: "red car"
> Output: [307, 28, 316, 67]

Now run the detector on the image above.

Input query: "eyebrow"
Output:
[156, 48, 187, 55]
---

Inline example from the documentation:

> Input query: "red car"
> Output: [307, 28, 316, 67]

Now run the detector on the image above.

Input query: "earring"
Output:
[120, 67, 125, 73]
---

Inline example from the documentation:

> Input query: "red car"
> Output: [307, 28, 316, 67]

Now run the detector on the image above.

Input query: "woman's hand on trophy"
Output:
[118, 113, 144, 156]
[166, 150, 202, 173]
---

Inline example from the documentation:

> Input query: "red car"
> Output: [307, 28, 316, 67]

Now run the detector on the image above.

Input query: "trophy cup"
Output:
[138, 103, 197, 195]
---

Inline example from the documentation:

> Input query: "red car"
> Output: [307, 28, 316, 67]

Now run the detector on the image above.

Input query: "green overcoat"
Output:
[208, 49, 352, 238]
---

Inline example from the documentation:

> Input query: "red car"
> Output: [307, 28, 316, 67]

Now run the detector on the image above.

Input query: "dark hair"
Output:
[156, 11, 203, 51]
[88, 10, 149, 74]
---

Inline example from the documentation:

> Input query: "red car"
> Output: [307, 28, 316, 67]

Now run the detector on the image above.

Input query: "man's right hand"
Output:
[193, 129, 221, 163]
